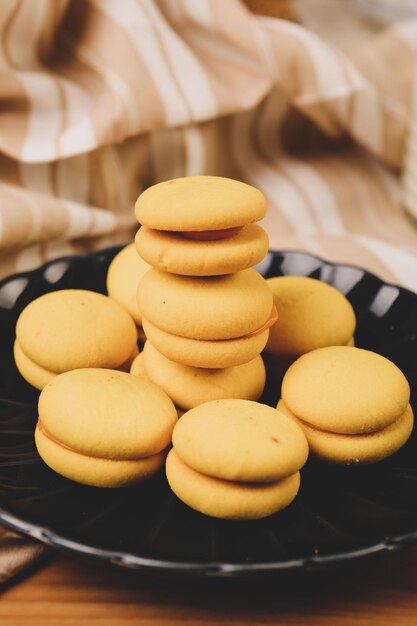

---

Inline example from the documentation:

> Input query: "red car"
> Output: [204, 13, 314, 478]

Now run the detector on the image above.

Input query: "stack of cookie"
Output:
[133, 176, 276, 413]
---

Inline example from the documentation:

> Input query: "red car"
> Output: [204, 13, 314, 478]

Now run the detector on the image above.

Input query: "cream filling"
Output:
[178, 226, 243, 241]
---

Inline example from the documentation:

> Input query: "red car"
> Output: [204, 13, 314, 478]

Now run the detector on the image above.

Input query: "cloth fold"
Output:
[0, 0, 415, 286]
[1, 0, 417, 585]
[0, 527, 48, 585]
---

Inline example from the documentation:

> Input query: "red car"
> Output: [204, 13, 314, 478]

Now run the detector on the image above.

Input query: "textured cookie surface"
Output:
[138, 268, 273, 340]
[14, 340, 56, 390]
[106, 243, 150, 324]
[135, 176, 267, 231]
[14, 341, 138, 390]
[130, 352, 149, 379]
[166, 449, 300, 520]
[39, 369, 177, 459]
[278, 399, 414, 465]
[136, 224, 269, 276]
[35, 427, 165, 488]
[141, 342, 265, 409]
[266, 276, 356, 355]
[142, 317, 269, 368]
[282, 347, 410, 434]
[173, 399, 308, 482]
[16, 289, 138, 373]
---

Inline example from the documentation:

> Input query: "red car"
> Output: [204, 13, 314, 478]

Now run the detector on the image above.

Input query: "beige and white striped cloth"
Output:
[0, 0, 416, 289]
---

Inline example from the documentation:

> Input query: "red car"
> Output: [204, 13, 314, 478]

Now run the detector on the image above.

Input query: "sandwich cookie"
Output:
[138, 268, 276, 367]
[134, 341, 265, 411]
[166, 399, 308, 519]
[106, 243, 151, 341]
[279, 346, 413, 464]
[35, 369, 177, 487]
[15, 289, 138, 390]
[265, 276, 356, 368]
[142, 318, 269, 369]
[135, 224, 269, 276]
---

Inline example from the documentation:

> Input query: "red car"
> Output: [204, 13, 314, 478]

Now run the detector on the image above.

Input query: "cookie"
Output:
[14, 340, 56, 391]
[137, 268, 274, 341]
[266, 276, 356, 356]
[15, 290, 138, 390]
[35, 429, 165, 488]
[138, 342, 266, 410]
[281, 346, 410, 434]
[106, 243, 150, 326]
[135, 224, 269, 276]
[130, 352, 149, 379]
[173, 399, 308, 482]
[36, 368, 177, 487]
[142, 317, 269, 368]
[279, 346, 412, 465]
[14, 340, 138, 390]
[277, 399, 414, 465]
[135, 176, 266, 232]
[166, 449, 300, 520]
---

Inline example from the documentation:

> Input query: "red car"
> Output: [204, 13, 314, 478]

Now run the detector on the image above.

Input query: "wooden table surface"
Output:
[2, 546, 417, 625]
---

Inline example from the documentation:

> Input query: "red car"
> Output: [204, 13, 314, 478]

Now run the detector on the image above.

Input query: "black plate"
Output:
[0, 247, 416, 577]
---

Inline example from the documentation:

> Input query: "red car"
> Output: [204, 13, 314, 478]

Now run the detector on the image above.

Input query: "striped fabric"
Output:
[0, 0, 416, 289]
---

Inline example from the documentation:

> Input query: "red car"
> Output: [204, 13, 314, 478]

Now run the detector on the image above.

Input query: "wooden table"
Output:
[2, 546, 417, 625]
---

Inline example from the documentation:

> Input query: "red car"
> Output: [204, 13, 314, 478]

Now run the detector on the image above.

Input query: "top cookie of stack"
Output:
[135, 176, 269, 276]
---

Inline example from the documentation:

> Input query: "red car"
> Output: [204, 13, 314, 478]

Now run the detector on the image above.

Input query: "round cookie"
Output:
[166, 449, 300, 520]
[16, 290, 138, 375]
[36, 369, 177, 487]
[172, 399, 308, 482]
[281, 347, 410, 434]
[135, 176, 267, 232]
[14, 340, 56, 390]
[266, 276, 356, 356]
[137, 268, 273, 341]
[277, 399, 414, 465]
[39, 369, 177, 459]
[106, 243, 150, 326]
[14, 341, 138, 391]
[140, 342, 266, 410]
[142, 317, 269, 368]
[35, 428, 165, 488]
[136, 224, 269, 276]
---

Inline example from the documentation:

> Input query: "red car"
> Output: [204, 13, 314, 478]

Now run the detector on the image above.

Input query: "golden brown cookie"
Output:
[172, 399, 308, 482]
[266, 276, 356, 356]
[277, 399, 414, 465]
[15, 289, 138, 389]
[139, 342, 265, 410]
[282, 346, 410, 434]
[137, 268, 273, 341]
[135, 176, 266, 232]
[36, 368, 177, 487]
[166, 449, 301, 520]
[106, 243, 150, 326]
[136, 224, 268, 276]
